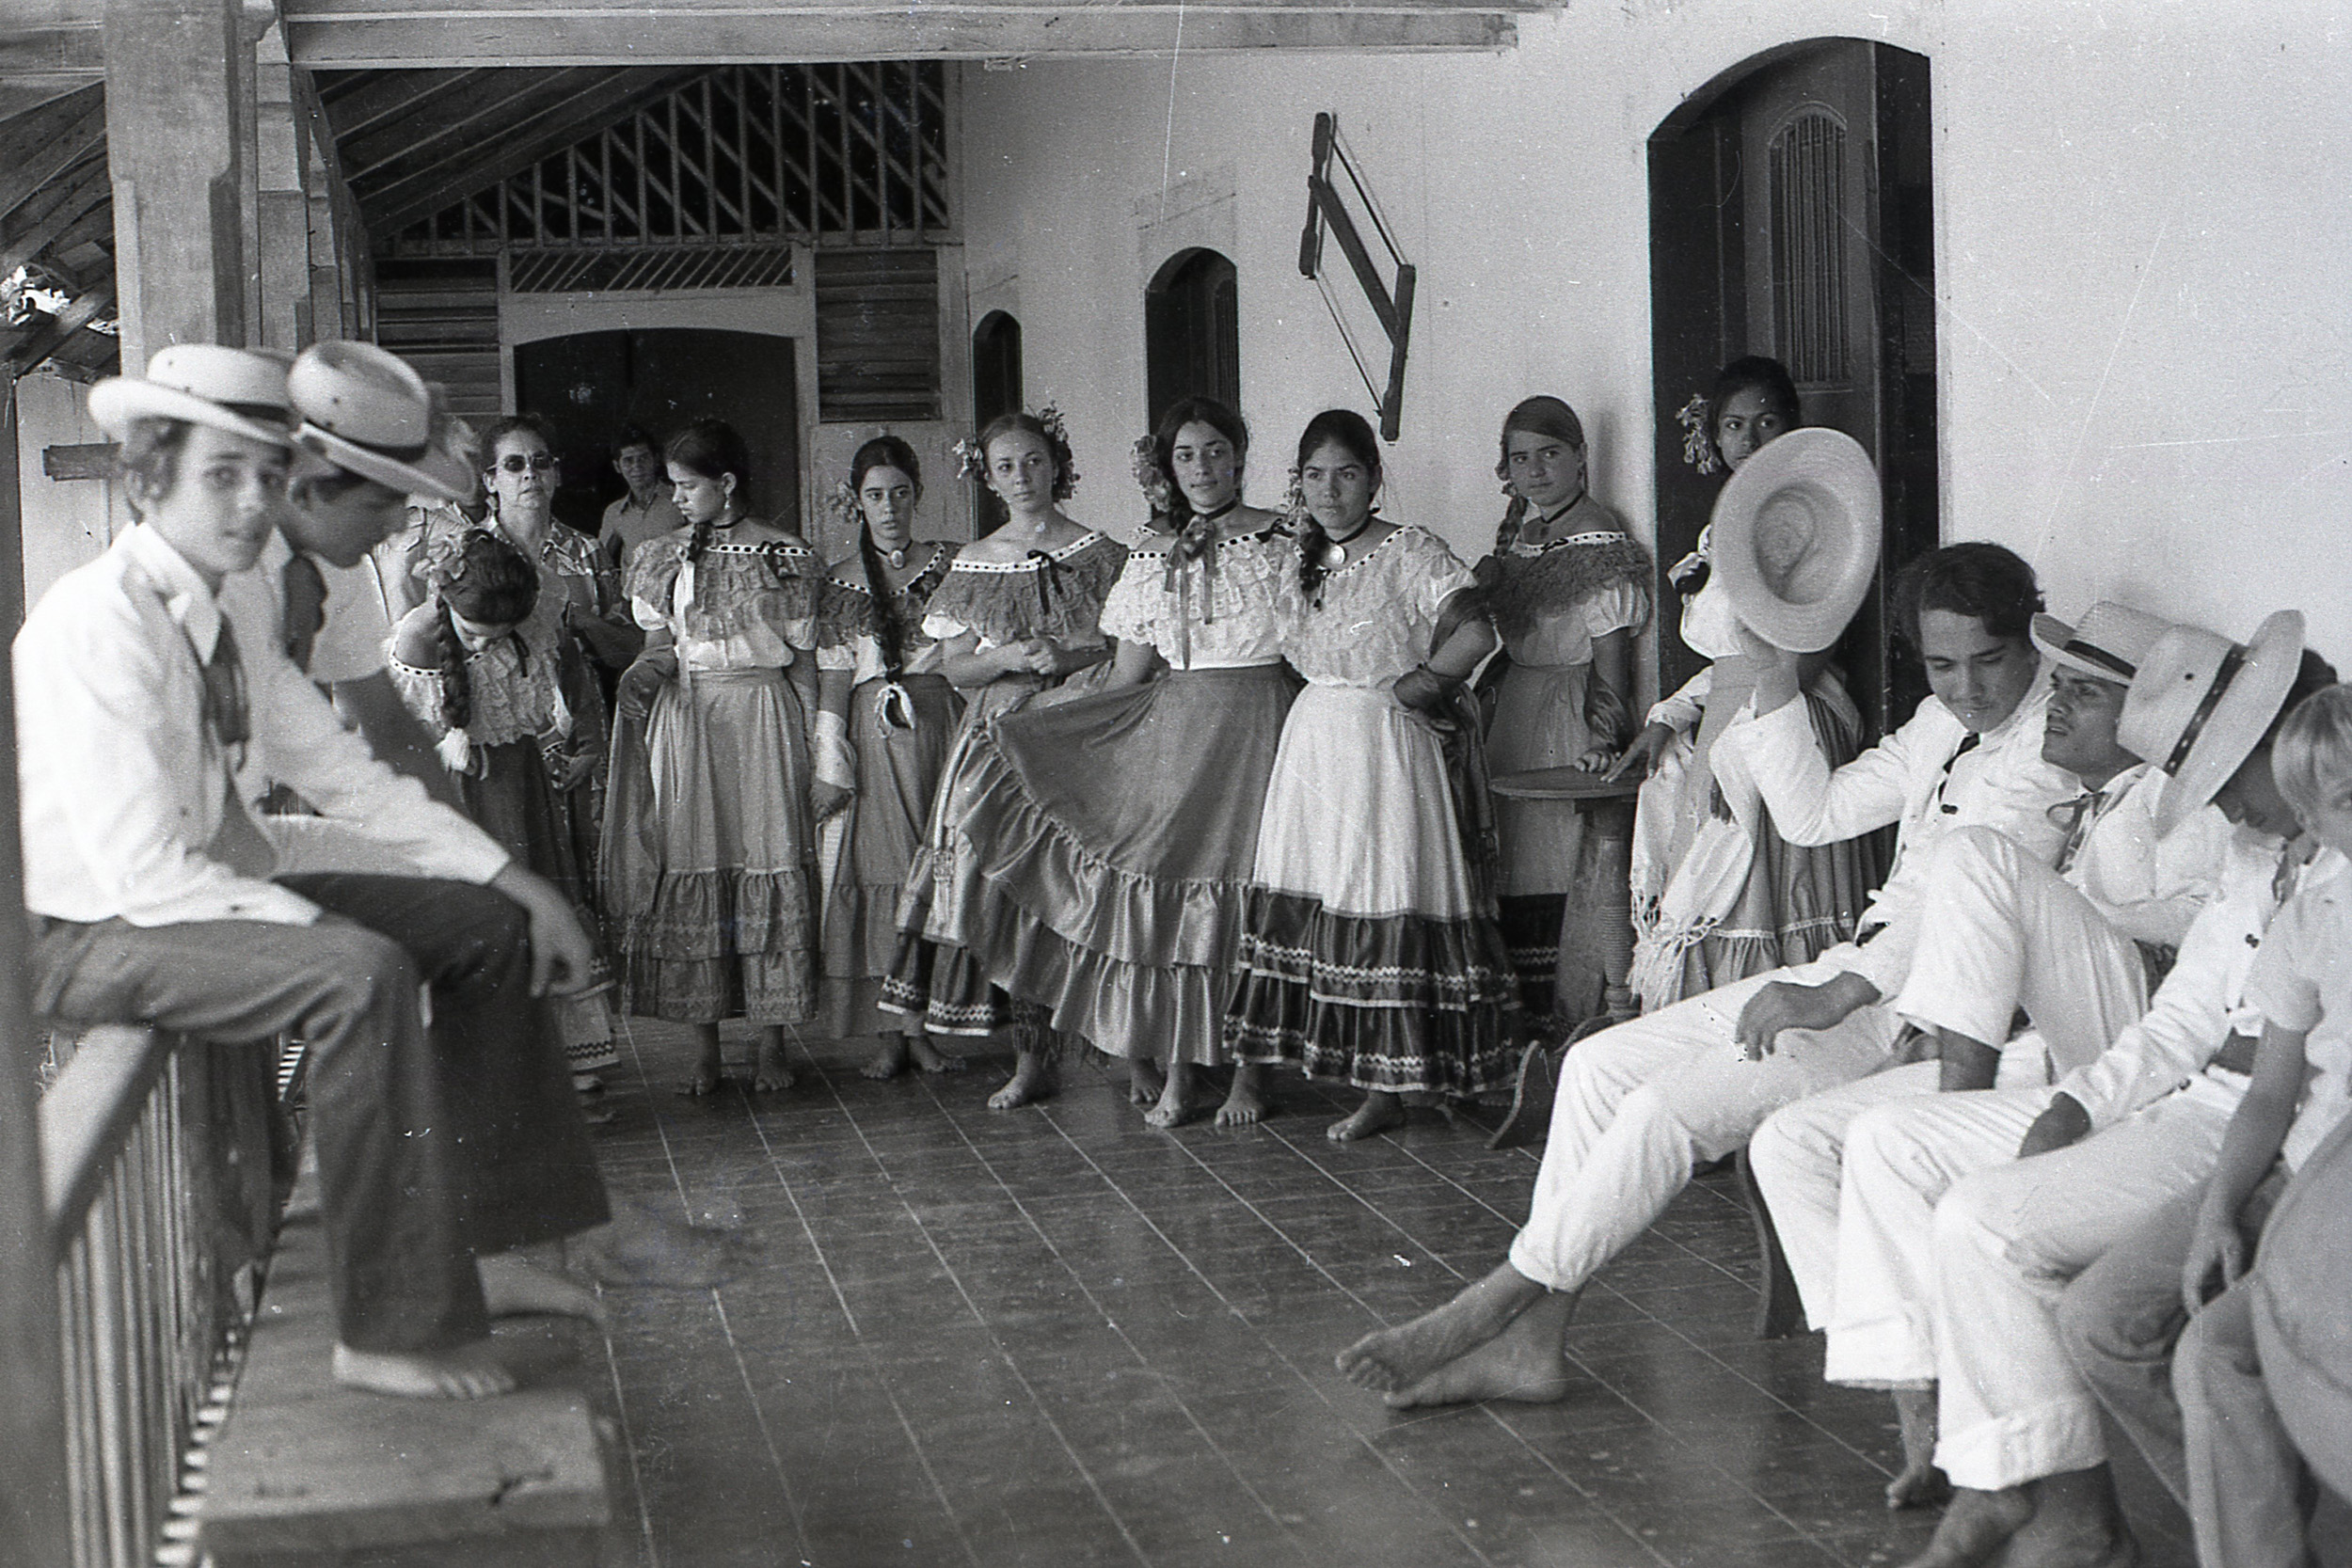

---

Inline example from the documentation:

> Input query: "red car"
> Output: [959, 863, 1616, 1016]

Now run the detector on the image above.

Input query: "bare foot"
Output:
[677, 1043, 724, 1097]
[907, 1035, 964, 1073]
[1144, 1062, 1200, 1129]
[1888, 1386, 1952, 1509]
[1899, 1485, 2036, 1568]
[989, 1050, 1057, 1110]
[1336, 1262, 1552, 1393]
[332, 1339, 516, 1400]
[573, 1072, 605, 1093]
[478, 1252, 608, 1327]
[566, 1200, 741, 1289]
[1128, 1058, 1166, 1106]
[862, 1034, 912, 1080]
[1328, 1091, 1406, 1143]
[1216, 1063, 1267, 1128]
[1385, 1291, 1579, 1408]
[753, 1040, 794, 1094]
[2005, 1467, 2136, 1568]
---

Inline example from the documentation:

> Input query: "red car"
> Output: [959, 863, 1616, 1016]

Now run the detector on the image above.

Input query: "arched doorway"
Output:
[972, 309, 1023, 429]
[1145, 247, 1239, 426]
[1648, 40, 1937, 734]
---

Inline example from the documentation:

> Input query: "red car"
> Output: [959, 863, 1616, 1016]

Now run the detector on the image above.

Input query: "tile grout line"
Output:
[602, 1016, 666, 1568]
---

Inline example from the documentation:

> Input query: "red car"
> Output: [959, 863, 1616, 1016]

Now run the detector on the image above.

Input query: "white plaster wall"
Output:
[960, 0, 2352, 702]
[15, 373, 117, 611]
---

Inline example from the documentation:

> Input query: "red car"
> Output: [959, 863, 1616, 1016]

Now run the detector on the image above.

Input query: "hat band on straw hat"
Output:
[2166, 645, 2247, 774]
[2061, 637, 2137, 681]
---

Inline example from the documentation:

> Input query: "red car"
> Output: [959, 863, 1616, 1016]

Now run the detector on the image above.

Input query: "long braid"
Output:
[1297, 516, 1332, 605]
[857, 526, 908, 681]
[434, 598, 473, 736]
[1495, 492, 1530, 556]
[686, 515, 715, 567]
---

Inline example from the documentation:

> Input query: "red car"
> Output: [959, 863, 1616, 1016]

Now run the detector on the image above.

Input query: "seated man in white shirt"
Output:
[1808, 616, 2331, 1568]
[1746, 602, 2233, 1505]
[1338, 543, 2077, 1409]
[19, 346, 610, 1401]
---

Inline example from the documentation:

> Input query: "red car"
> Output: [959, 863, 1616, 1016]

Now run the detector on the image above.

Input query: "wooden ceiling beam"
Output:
[285, 5, 1520, 67]
[0, 87, 103, 230]
[313, 67, 477, 143]
[0, 157, 110, 281]
[6, 277, 114, 377]
[337, 67, 578, 184]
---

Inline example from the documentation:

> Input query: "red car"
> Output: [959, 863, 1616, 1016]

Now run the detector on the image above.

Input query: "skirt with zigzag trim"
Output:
[1222, 684, 1517, 1095]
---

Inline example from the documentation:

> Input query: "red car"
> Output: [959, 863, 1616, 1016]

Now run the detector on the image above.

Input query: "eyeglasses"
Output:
[497, 453, 559, 473]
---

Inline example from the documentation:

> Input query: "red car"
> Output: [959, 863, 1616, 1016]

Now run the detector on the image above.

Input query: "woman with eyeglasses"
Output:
[807, 436, 966, 1079]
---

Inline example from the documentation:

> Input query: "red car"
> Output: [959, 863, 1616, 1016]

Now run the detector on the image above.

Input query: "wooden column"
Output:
[103, 0, 258, 361]
[255, 23, 310, 352]
[0, 374, 72, 1568]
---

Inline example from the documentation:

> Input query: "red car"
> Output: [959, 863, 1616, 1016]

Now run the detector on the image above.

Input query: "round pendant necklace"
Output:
[1320, 516, 1375, 570]
[885, 546, 909, 570]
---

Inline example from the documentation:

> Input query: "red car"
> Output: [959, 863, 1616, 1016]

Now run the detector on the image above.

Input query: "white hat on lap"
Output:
[1708, 427, 1882, 654]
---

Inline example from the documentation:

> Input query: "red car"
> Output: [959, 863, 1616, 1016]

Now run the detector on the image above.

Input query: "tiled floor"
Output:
[579, 1019, 1964, 1568]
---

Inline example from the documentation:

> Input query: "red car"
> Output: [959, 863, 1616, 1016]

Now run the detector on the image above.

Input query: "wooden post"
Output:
[255, 25, 311, 353]
[103, 0, 258, 361]
[0, 373, 72, 1568]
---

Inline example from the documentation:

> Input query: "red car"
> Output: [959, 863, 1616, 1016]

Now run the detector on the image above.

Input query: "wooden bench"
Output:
[199, 1165, 618, 1568]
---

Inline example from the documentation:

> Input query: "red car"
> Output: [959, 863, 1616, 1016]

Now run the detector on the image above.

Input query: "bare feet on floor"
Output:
[1216, 1063, 1267, 1129]
[332, 1339, 516, 1400]
[989, 1050, 1057, 1110]
[1127, 1058, 1165, 1107]
[752, 1037, 794, 1093]
[566, 1199, 742, 1289]
[1328, 1090, 1406, 1143]
[1144, 1062, 1201, 1128]
[678, 1045, 725, 1096]
[1336, 1263, 1555, 1397]
[1899, 1484, 2036, 1568]
[478, 1251, 608, 1327]
[863, 1032, 966, 1079]
[1383, 1294, 1579, 1407]
[2002, 1468, 2137, 1568]
[907, 1035, 964, 1073]
[1888, 1386, 1952, 1509]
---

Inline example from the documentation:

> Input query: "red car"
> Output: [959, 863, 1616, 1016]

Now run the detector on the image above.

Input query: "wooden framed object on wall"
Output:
[1297, 113, 1415, 442]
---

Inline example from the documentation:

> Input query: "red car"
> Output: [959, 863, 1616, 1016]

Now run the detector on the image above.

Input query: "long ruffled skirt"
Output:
[930, 663, 1298, 1066]
[1224, 684, 1518, 1096]
[615, 668, 817, 1024]
[818, 673, 962, 1037]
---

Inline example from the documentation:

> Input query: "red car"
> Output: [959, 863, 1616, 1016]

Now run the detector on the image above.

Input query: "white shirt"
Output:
[2242, 847, 2352, 1171]
[2064, 761, 2233, 951]
[2054, 830, 2315, 1132]
[218, 529, 394, 686]
[15, 525, 508, 928]
[1711, 678, 2079, 996]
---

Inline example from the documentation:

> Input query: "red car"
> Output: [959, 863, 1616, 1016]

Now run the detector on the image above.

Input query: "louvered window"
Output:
[1767, 108, 1849, 384]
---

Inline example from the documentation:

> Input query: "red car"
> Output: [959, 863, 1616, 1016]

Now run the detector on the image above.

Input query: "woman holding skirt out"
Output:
[936, 397, 1299, 1128]
[878, 411, 1127, 1109]
[603, 418, 823, 1095]
[807, 436, 967, 1078]
[1226, 409, 1518, 1142]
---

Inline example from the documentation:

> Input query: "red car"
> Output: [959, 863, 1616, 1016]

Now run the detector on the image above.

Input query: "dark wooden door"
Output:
[1648, 40, 1937, 735]
[514, 328, 802, 538]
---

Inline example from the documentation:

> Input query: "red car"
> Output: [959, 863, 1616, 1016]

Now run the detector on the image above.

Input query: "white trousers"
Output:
[1920, 1092, 2234, 1490]
[1892, 825, 2151, 1077]
[1506, 953, 1899, 1293]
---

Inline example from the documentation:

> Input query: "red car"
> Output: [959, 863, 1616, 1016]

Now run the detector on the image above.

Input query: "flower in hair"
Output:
[1281, 467, 1308, 529]
[952, 436, 987, 483]
[417, 527, 483, 589]
[1677, 393, 1720, 475]
[827, 479, 860, 532]
[1038, 404, 1079, 495]
[1130, 434, 1176, 521]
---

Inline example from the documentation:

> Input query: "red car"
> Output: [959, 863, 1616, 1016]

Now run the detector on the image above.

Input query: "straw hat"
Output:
[286, 341, 471, 502]
[87, 344, 295, 447]
[2117, 610, 2304, 834]
[2029, 602, 2173, 686]
[1708, 427, 1882, 653]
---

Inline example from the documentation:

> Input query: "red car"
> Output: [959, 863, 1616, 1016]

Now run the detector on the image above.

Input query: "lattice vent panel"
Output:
[1767, 108, 1850, 386]
[508, 245, 798, 294]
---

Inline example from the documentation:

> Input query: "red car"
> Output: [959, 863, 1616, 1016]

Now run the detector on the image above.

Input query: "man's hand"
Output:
[2017, 1093, 2091, 1159]
[1734, 973, 1877, 1061]
[488, 863, 597, 998]
[2181, 1198, 2247, 1315]
[550, 748, 596, 791]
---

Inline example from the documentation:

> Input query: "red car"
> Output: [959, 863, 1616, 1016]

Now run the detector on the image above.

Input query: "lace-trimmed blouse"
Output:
[1279, 524, 1479, 689]
[918, 531, 1129, 651]
[627, 524, 822, 673]
[813, 542, 961, 682]
[1482, 518, 1652, 669]
[387, 605, 571, 749]
[1101, 525, 1292, 671]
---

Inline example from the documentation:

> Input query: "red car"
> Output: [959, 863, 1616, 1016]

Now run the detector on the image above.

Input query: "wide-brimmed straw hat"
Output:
[2030, 602, 2173, 687]
[1708, 427, 1882, 653]
[287, 341, 470, 502]
[87, 344, 296, 447]
[2117, 610, 2304, 834]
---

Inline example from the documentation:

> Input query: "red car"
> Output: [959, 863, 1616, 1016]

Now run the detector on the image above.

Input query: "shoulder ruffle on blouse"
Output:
[386, 603, 569, 749]
[920, 531, 1128, 646]
[625, 524, 822, 643]
[1480, 531, 1655, 643]
[813, 541, 961, 651]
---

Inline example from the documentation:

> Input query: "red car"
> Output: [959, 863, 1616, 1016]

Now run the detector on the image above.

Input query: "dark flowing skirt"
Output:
[612, 667, 817, 1025]
[1224, 685, 1518, 1096]
[820, 673, 963, 1037]
[930, 663, 1299, 1065]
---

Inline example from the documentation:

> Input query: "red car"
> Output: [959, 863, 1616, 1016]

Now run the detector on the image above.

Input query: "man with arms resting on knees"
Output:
[1338, 542, 2076, 1409]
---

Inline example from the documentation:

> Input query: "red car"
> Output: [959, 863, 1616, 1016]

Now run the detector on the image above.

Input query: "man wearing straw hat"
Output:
[1820, 614, 2333, 1568]
[1745, 601, 2236, 1509]
[1338, 436, 2078, 1411]
[15, 344, 613, 1400]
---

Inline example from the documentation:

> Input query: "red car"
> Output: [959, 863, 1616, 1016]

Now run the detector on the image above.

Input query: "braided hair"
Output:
[1294, 408, 1381, 605]
[666, 418, 755, 567]
[430, 529, 539, 736]
[1492, 395, 1586, 554]
[849, 435, 924, 679]
[1150, 396, 1249, 535]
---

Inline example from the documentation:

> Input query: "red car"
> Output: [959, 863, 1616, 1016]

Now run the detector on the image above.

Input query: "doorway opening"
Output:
[1648, 39, 1937, 734]
[512, 328, 802, 540]
[1145, 247, 1240, 428]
